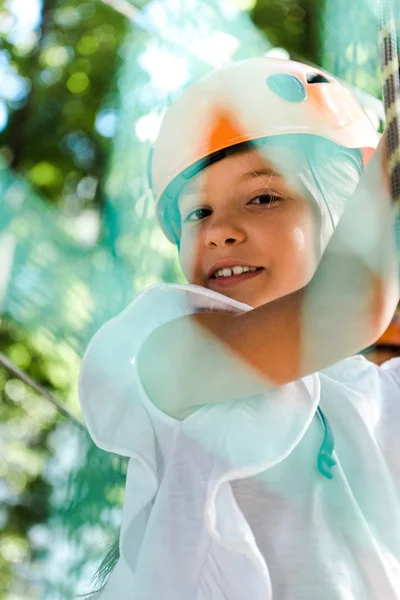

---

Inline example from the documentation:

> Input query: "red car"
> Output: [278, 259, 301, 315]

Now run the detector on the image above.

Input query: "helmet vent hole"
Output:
[306, 72, 330, 84]
[266, 73, 307, 102]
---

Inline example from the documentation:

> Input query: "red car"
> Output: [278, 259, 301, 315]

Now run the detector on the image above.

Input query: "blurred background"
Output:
[0, 0, 395, 597]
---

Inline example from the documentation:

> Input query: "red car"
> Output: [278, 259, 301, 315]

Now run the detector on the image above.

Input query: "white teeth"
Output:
[232, 265, 246, 275]
[214, 265, 258, 278]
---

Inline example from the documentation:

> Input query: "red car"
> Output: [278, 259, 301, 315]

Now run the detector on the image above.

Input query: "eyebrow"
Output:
[181, 167, 280, 197]
[237, 167, 280, 184]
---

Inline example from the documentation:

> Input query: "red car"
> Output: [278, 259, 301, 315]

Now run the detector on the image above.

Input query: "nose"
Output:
[205, 213, 247, 247]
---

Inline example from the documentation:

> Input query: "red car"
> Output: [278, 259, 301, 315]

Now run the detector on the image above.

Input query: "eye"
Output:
[249, 193, 281, 207]
[184, 207, 212, 222]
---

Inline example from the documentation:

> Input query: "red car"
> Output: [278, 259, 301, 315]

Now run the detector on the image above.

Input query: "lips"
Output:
[207, 260, 263, 280]
[208, 267, 264, 288]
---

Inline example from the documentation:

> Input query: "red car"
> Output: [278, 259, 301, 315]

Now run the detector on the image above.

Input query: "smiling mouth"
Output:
[209, 267, 264, 287]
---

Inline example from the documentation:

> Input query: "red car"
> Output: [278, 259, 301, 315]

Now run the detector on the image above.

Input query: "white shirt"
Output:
[79, 282, 400, 599]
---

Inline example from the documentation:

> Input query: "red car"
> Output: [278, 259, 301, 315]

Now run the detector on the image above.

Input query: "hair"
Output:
[90, 134, 364, 593]
[89, 539, 120, 595]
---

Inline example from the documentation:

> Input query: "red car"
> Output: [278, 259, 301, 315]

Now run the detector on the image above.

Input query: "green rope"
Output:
[0, 352, 84, 428]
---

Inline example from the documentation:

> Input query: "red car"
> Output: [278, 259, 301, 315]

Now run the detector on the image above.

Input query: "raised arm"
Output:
[138, 134, 399, 419]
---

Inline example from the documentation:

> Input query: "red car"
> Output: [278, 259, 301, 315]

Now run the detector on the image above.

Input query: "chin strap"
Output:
[380, 0, 400, 205]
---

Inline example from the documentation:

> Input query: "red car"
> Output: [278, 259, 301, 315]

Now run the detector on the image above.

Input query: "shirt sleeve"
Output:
[78, 282, 320, 475]
[78, 282, 250, 455]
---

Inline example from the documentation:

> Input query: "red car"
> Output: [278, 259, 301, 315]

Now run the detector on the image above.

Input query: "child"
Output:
[79, 58, 400, 599]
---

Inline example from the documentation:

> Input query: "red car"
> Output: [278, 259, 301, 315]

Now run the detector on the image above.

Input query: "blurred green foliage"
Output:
[251, 0, 322, 62]
[0, 1, 129, 596]
[1, 0, 127, 207]
[0, 0, 387, 597]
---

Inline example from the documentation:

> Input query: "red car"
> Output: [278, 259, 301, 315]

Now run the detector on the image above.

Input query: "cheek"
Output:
[272, 210, 318, 274]
[291, 226, 307, 250]
[288, 215, 319, 272]
[292, 224, 316, 259]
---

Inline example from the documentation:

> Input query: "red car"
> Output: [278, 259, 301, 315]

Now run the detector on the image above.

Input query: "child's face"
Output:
[178, 147, 319, 308]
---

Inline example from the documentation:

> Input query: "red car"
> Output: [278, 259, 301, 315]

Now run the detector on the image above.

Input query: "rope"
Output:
[379, 0, 400, 205]
[0, 352, 84, 428]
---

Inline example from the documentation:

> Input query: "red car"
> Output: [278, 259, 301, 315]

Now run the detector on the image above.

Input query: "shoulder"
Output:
[319, 354, 400, 427]
[320, 355, 372, 381]
[319, 355, 394, 400]
[321, 354, 400, 388]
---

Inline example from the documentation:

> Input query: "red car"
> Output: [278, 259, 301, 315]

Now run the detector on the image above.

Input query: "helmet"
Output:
[150, 57, 379, 243]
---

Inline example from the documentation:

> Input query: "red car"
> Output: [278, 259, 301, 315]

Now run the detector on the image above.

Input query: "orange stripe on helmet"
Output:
[201, 106, 251, 159]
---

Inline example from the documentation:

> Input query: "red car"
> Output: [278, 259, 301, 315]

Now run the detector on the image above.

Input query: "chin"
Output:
[220, 289, 258, 307]
[245, 288, 288, 308]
